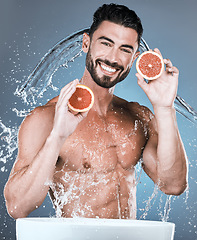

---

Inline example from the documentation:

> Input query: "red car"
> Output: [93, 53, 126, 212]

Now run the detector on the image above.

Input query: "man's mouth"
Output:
[97, 60, 123, 76]
[100, 62, 117, 73]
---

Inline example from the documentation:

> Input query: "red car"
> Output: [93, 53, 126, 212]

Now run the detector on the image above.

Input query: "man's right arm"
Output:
[4, 79, 86, 219]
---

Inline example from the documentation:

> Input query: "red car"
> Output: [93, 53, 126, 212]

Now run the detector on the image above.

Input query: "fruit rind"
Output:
[136, 51, 164, 80]
[68, 84, 94, 113]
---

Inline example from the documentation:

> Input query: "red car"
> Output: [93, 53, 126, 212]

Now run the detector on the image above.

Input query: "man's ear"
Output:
[82, 33, 90, 53]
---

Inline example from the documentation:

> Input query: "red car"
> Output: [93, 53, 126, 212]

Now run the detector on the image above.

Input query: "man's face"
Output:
[83, 21, 139, 88]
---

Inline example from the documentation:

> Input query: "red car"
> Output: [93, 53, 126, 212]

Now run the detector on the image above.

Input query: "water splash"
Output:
[0, 121, 18, 167]
[48, 172, 111, 218]
[174, 95, 197, 124]
[1, 28, 197, 228]
[139, 184, 159, 220]
[161, 195, 172, 222]
[14, 28, 89, 105]
[13, 28, 197, 125]
[134, 158, 143, 186]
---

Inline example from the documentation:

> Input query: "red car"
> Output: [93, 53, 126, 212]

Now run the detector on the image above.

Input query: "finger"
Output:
[75, 111, 88, 121]
[136, 73, 149, 94]
[154, 48, 163, 58]
[163, 58, 179, 76]
[58, 81, 75, 103]
[57, 79, 79, 107]
[80, 110, 89, 118]
[57, 87, 75, 109]
[164, 58, 173, 68]
[68, 108, 79, 115]
[69, 109, 89, 120]
[167, 66, 179, 76]
[60, 79, 79, 98]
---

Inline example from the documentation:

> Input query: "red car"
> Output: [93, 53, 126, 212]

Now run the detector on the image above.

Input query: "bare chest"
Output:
[57, 111, 147, 173]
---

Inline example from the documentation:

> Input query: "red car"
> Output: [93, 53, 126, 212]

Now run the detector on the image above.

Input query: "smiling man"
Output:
[85, 24, 137, 88]
[4, 3, 188, 219]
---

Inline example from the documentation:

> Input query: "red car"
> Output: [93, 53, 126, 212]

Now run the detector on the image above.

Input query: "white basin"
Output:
[16, 217, 175, 240]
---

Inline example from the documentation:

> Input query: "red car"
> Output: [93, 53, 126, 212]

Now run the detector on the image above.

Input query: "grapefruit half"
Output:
[136, 51, 164, 80]
[68, 84, 94, 112]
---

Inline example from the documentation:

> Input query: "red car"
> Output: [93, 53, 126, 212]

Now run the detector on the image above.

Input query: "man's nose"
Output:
[106, 47, 120, 63]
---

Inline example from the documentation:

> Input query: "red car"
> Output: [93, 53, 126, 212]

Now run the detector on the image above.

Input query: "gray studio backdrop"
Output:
[0, 0, 197, 239]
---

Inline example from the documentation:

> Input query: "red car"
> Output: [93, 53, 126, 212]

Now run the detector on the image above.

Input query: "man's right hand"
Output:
[52, 79, 89, 141]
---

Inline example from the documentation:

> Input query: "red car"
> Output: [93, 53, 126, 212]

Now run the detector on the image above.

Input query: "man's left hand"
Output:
[136, 48, 179, 110]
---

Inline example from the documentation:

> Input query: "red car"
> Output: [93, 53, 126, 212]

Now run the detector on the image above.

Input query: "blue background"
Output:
[0, 0, 196, 239]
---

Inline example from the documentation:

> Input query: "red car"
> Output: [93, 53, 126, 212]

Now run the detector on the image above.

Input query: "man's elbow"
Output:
[161, 180, 188, 196]
[4, 187, 28, 219]
[7, 206, 28, 220]
[4, 199, 29, 220]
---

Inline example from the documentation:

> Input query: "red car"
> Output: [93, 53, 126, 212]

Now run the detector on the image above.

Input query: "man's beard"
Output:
[85, 50, 131, 88]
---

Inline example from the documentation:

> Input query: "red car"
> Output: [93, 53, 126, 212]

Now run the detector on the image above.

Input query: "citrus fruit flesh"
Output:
[136, 51, 164, 80]
[68, 84, 94, 112]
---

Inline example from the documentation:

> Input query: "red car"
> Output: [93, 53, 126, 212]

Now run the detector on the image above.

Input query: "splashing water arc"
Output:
[15, 28, 197, 125]
[0, 27, 196, 233]
[15, 28, 89, 104]
[13, 27, 197, 223]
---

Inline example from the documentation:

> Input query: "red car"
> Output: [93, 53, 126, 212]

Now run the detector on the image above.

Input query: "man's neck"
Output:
[80, 68, 115, 116]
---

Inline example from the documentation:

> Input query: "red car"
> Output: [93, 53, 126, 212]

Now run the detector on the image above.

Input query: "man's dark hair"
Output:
[89, 3, 143, 45]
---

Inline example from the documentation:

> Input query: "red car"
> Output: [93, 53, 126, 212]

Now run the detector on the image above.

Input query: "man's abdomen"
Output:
[50, 169, 136, 219]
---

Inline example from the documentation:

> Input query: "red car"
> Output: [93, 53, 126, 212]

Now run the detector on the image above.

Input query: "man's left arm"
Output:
[136, 48, 188, 195]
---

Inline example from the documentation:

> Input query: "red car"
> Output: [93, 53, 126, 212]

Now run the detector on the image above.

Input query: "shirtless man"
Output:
[4, 3, 187, 219]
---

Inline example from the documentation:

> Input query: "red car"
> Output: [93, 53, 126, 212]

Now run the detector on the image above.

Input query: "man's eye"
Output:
[121, 48, 131, 54]
[101, 42, 111, 47]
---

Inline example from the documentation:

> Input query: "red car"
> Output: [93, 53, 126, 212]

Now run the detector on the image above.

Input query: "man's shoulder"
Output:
[113, 95, 154, 122]
[20, 99, 57, 131]
[29, 102, 56, 121]
[129, 101, 154, 123]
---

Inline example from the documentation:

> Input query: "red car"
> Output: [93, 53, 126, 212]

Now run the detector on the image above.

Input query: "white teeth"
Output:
[100, 63, 116, 73]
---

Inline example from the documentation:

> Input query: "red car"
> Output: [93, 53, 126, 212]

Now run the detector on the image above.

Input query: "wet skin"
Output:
[47, 95, 153, 219]
[47, 22, 149, 218]
[4, 21, 187, 220]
